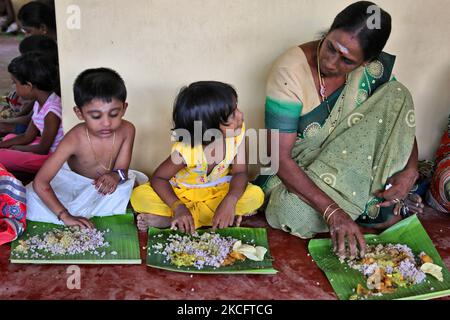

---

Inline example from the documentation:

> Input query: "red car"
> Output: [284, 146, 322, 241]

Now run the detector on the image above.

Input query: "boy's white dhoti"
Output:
[26, 163, 143, 225]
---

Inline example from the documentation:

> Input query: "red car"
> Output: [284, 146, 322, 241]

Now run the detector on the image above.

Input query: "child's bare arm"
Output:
[113, 121, 135, 174]
[0, 103, 33, 124]
[15, 101, 34, 117]
[152, 153, 195, 233]
[11, 112, 60, 154]
[33, 130, 94, 229]
[0, 120, 38, 149]
[0, 104, 33, 125]
[0, 112, 32, 125]
[151, 153, 187, 209]
[212, 141, 248, 230]
[93, 121, 135, 195]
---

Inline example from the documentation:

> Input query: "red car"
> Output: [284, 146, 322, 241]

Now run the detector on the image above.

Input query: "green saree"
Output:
[260, 49, 416, 239]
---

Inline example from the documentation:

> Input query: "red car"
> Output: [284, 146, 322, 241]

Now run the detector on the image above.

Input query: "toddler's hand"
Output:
[171, 205, 195, 234]
[93, 172, 120, 195]
[212, 195, 238, 230]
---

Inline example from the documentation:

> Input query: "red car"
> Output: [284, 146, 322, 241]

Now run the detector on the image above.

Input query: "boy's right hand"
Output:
[60, 211, 94, 229]
[171, 205, 195, 234]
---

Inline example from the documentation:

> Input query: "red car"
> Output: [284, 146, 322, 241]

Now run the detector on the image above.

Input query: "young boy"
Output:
[26, 68, 136, 228]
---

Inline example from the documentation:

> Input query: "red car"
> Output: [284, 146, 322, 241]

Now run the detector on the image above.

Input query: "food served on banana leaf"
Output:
[345, 243, 444, 300]
[150, 232, 267, 270]
[12, 227, 110, 259]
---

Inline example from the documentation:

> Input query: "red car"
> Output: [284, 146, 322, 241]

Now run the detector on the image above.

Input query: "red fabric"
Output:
[428, 130, 450, 213]
[0, 219, 18, 245]
[0, 163, 27, 245]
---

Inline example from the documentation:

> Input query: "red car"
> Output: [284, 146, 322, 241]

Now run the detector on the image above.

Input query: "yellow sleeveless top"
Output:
[171, 123, 246, 187]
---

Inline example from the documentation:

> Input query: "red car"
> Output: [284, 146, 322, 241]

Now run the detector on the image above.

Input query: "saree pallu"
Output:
[0, 163, 26, 245]
[426, 129, 450, 213]
[262, 53, 416, 238]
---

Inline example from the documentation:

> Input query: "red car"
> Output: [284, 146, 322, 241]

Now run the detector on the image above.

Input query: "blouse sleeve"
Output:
[265, 61, 303, 134]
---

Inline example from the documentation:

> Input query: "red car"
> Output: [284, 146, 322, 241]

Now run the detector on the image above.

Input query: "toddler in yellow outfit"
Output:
[131, 81, 264, 232]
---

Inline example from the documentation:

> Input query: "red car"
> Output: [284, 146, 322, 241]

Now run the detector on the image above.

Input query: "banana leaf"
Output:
[147, 227, 277, 274]
[308, 215, 450, 300]
[10, 212, 141, 264]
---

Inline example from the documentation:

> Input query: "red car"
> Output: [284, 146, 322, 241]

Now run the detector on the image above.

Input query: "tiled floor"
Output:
[0, 35, 20, 95]
[0, 207, 448, 300]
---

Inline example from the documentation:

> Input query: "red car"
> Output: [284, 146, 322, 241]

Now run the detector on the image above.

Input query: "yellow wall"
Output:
[54, 0, 450, 176]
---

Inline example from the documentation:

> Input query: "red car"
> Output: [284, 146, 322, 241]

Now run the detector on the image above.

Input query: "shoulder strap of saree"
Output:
[354, 51, 396, 107]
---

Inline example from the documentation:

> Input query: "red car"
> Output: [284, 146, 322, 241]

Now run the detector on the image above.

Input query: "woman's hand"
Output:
[374, 168, 419, 207]
[212, 195, 238, 230]
[328, 210, 366, 259]
[60, 211, 94, 229]
[93, 172, 120, 195]
[171, 204, 195, 234]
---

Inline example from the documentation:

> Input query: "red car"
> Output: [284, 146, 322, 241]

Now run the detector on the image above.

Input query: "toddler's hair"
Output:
[172, 81, 238, 146]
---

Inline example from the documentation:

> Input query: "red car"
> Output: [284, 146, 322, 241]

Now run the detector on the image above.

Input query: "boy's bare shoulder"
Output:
[121, 120, 136, 132]
[119, 120, 136, 136]
[60, 123, 87, 145]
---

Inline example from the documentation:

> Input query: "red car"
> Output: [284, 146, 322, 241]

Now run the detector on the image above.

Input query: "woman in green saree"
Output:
[259, 1, 423, 258]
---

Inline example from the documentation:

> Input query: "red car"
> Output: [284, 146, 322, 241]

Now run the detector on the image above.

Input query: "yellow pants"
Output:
[130, 182, 264, 228]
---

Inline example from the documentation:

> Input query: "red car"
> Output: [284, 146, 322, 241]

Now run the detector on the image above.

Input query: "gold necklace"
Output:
[86, 128, 116, 172]
[316, 39, 349, 115]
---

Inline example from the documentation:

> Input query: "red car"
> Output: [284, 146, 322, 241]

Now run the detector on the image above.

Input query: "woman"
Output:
[258, 1, 423, 258]
[0, 163, 26, 246]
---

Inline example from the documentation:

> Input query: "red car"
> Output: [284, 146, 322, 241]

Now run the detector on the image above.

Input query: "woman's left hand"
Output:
[374, 168, 419, 207]
[212, 195, 238, 230]
[93, 172, 120, 195]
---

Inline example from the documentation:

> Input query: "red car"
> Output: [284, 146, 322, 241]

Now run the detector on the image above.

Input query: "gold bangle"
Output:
[326, 208, 342, 224]
[323, 203, 338, 219]
[170, 199, 184, 212]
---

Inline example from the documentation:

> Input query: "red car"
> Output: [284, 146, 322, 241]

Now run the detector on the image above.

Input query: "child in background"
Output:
[18, 1, 57, 40]
[0, 0, 15, 32]
[0, 35, 59, 136]
[27, 68, 137, 228]
[131, 81, 264, 233]
[0, 52, 62, 174]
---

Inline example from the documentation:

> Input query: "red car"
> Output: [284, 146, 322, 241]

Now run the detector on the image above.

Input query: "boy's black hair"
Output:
[329, 1, 391, 61]
[19, 35, 58, 65]
[172, 81, 238, 146]
[18, 1, 56, 32]
[73, 68, 127, 108]
[8, 52, 58, 92]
